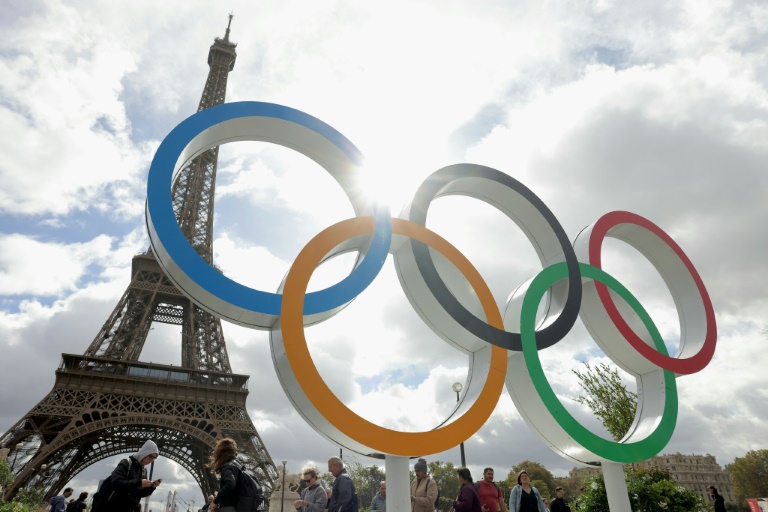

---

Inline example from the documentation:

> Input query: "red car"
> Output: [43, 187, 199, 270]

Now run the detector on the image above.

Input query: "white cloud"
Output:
[213, 233, 290, 293]
[0, 2, 150, 217]
[0, 234, 113, 296]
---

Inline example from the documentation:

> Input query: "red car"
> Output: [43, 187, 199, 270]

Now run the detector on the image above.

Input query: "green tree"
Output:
[0, 486, 45, 512]
[574, 466, 709, 512]
[726, 449, 768, 508]
[0, 502, 37, 512]
[552, 475, 582, 502]
[318, 470, 335, 491]
[427, 460, 461, 512]
[724, 502, 746, 512]
[344, 459, 386, 511]
[572, 362, 637, 441]
[316, 459, 382, 509]
[0, 458, 13, 496]
[503, 461, 556, 502]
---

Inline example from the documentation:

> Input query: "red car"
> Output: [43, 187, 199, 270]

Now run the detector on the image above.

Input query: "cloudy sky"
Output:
[2, 0, 768, 509]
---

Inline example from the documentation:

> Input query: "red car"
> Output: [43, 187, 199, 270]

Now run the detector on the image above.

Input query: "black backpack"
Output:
[425, 477, 440, 509]
[233, 462, 265, 512]
[91, 459, 130, 512]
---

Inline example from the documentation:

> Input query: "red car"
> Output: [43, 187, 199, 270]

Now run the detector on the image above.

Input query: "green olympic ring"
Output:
[520, 262, 677, 463]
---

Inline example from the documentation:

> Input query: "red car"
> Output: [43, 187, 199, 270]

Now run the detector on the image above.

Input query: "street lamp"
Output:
[452, 382, 466, 467]
[281, 460, 288, 512]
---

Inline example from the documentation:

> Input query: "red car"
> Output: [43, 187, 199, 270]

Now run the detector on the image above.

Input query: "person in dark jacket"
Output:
[201, 494, 215, 511]
[451, 468, 481, 512]
[208, 437, 241, 512]
[326, 456, 356, 512]
[65, 492, 89, 512]
[548, 487, 570, 512]
[709, 486, 726, 512]
[93, 440, 161, 512]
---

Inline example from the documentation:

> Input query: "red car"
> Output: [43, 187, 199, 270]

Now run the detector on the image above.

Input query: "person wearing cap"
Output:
[508, 470, 545, 512]
[94, 439, 161, 512]
[411, 458, 438, 512]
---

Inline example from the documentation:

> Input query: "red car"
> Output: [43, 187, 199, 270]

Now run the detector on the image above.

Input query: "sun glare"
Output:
[357, 165, 411, 214]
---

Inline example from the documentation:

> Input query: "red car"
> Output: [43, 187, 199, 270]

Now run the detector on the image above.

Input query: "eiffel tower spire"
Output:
[1, 17, 278, 501]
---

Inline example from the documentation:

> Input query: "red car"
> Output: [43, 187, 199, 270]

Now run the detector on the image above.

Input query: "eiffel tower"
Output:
[0, 16, 278, 501]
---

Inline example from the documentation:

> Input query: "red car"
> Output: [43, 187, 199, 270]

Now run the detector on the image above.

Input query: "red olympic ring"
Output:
[586, 211, 716, 374]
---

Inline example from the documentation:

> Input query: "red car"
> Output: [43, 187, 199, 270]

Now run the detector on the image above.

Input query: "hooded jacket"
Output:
[93, 440, 158, 512]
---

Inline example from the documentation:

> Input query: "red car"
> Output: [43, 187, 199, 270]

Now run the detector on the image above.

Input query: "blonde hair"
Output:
[303, 466, 319, 479]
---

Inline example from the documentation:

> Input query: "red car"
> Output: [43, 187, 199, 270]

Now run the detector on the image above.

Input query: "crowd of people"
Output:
[289, 456, 569, 512]
[45, 440, 732, 512]
[48, 488, 88, 512]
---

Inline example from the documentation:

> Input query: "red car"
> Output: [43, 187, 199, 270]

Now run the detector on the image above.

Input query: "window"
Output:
[170, 370, 189, 382]
[128, 366, 150, 378]
[149, 368, 167, 379]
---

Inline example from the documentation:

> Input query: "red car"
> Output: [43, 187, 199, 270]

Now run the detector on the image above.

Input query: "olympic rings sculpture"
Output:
[146, 101, 716, 464]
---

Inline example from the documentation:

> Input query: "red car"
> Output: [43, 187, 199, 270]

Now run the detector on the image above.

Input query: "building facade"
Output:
[569, 453, 734, 504]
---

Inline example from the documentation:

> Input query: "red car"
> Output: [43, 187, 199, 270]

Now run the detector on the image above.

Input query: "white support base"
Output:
[385, 455, 411, 512]
[603, 461, 631, 512]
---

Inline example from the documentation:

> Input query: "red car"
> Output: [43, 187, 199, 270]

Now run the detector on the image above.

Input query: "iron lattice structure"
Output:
[1, 17, 278, 501]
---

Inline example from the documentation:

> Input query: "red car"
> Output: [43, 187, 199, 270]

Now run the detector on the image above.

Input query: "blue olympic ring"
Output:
[146, 102, 391, 320]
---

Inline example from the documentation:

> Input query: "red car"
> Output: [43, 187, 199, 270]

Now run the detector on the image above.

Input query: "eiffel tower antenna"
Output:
[1, 17, 278, 501]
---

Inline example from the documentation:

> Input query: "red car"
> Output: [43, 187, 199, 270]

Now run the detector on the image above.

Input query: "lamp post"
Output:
[281, 460, 288, 512]
[452, 382, 466, 467]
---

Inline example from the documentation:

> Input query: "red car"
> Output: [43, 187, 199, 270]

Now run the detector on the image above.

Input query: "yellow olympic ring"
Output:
[279, 216, 507, 456]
